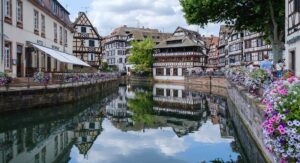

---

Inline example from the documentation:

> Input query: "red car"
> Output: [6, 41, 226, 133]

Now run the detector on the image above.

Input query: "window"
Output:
[88, 53, 95, 61]
[81, 27, 86, 33]
[290, 50, 296, 72]
[35, 154, 40, 163]
[34, 10, 39, 31]
[166, 68, 171, 76]
[54, 23, 57, 42]
[245, 53, 252, 62]
[59, 26, 63, 45]
[173, 68, 178, 76]
[16, 0, 23, 23]
[156, 68, 164, 76]
[166, 89, 170, 96]
[41, 15, 45, 37]
[4, 0, 12, 18]
[252, 52, 258, 61]
[173, 90, 178, 97]
[89, 40, 95, 47]
[156, 88, 164, 96]
[251, 39, 257, 48]
[41, 147, 46, 163]
[118, 50, 124, 55]
[4, 42, 11, 69]
[64, 29, 68, 46]
[295, 0, 300, 12]
[119, 58, 122, 63]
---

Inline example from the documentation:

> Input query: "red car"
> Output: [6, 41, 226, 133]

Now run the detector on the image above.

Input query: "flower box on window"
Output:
[4, 16, 12, 24]
[34, 29, 39, 35]
[17, 21, 23, 29]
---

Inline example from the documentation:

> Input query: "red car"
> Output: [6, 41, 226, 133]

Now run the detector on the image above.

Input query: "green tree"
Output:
[180, 0, 285, 62]
[128, 38, 155, 75]
[127, 91, 155, 127]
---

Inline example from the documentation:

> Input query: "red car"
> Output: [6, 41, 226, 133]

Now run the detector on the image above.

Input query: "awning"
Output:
[31, 43, 90, 67]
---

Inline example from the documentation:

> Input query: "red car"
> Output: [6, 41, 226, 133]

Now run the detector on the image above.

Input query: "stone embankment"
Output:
[0, 78, 120, 113]
[227, 81, 277, 163]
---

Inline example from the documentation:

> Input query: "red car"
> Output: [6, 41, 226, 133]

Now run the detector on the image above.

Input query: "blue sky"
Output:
[58, 0, 220, 36]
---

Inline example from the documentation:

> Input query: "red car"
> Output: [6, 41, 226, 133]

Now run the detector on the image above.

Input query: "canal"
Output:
[0, 83, 263, 163]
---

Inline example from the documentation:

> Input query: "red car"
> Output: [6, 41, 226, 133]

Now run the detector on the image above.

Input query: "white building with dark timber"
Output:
[153, 27, 207, 81]
[286, 0, 300, 76]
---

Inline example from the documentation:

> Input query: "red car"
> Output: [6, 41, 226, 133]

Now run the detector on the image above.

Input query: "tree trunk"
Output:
[271, 40, 283, 63]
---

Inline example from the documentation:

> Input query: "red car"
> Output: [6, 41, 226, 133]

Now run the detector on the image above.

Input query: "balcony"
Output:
[243, 33, 261, 40]
[154, 52, 204, 57]
[244, 45, 272, 53]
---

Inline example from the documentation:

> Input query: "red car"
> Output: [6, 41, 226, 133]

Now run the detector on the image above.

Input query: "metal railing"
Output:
[0, 72, 121, 91]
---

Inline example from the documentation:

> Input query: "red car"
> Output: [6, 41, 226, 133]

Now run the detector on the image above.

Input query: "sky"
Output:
[57, 0, 220, 36]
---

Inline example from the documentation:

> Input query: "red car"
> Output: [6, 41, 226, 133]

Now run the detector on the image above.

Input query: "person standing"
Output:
[275, 60, 284, 79]
[260, 55, 273, 73]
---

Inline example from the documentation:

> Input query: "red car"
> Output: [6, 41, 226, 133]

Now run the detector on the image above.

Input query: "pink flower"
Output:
[278, 89, 288, 96]
[267, 128, 275, 133]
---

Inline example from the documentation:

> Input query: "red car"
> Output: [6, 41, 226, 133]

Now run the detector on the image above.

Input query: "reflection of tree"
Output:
[127, 91, 155, 127]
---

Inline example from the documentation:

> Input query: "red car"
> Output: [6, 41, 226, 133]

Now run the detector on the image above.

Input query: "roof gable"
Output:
[73, 12, 101, 39]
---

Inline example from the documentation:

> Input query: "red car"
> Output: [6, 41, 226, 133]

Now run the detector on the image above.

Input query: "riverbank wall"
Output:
[227, 81, 277, 163]
[0, 78, 120, 113]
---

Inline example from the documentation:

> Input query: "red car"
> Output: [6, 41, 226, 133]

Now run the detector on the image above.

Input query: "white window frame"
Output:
[5, 0, 12, 17]
[16, 0, 23, 22]
[5, 47, 11, 69]
[34, 10, 39, 30]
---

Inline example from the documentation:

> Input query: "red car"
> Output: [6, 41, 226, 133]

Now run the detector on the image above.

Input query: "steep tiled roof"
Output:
[110, 25, 171, 43]
[155, 26, 205, 49]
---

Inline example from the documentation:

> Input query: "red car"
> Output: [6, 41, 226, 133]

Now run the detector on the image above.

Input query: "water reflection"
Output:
[0, 83, 246, 163]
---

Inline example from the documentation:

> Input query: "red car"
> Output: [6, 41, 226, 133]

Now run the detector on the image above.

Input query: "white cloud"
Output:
[190, 121, 234, 144]
[70, 119, 236, 163]
[86, 0, 220, 36]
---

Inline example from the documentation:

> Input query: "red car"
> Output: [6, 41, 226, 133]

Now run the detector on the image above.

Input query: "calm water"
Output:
[0, 83, 248, 163]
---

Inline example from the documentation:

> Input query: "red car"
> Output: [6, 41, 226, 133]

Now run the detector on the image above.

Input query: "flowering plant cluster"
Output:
[225, 67, 273, 95]
[0, 72, 12, 86]
[33, 72, 50, 85]
[262, 76, 300, 162]
[63, 72, 120, 83]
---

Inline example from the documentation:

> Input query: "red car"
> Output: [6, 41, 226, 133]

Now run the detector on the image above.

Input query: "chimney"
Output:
[123, 25, 127, 27]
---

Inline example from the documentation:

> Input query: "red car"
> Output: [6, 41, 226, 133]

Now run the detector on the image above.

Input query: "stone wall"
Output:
[0, 79, 120, 113]
[227, 81, 277, 163]
[186, 76, 228, 87]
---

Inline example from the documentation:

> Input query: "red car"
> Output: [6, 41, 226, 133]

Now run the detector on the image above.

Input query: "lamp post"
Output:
[1, 0, 4, 73]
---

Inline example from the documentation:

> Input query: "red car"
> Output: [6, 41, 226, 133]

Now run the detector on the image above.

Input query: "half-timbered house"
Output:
[243, 32, 272, 66]
[228, 30, 244, 67]
[73, 12, 102, 69]
[218, 25, 232, 69]
[206, 36, 219, 70]
[153, 27, 207, 80]
[286, 0, 300, 76]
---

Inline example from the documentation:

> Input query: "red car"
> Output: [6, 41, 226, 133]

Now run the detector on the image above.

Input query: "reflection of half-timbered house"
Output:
[286, 0, 300, 76]
[73, 12, 102, 69]
[153, 84, 208, 119]
[153, 27, 207, 81]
